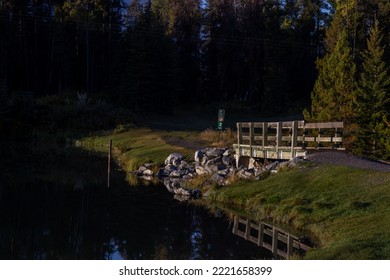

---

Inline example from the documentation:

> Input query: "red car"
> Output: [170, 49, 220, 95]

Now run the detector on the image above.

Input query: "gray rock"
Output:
[223, 149, 233, 157]
[137, 166, 147, 173]
[217, 169, 229, 176]
[204, 158, 221, 173]
[237, 169, 253, 179]
[143, 169, 154, 176]
[170, 170, 182, 178]
[172, 158, 182, 167]
[265, 161, 279, 171]
[222, 156, 234, 166]
[157, 168, 170, 177]
[195, 165, 208, 176]
[210, 173, 226, 185]
[165, 164, 177, 172]
[204, 148, 225, 158]
[179, 161, 188, 169]
[164, 153, 183, 165]
[174, 188, 191, 196]
[141, 175, 154, 181]
[248, 158, 257, 170]
[194, 150, 203, 163]
[144, 163, 154, 168]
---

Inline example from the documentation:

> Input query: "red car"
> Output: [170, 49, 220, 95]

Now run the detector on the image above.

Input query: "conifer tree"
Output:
[304, 30, 357, 123]
[355, 21, 390, 159]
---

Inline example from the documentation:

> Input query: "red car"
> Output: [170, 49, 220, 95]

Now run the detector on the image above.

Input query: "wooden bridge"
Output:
[232, 216, 311, 259]
[234, 120, 344, 160]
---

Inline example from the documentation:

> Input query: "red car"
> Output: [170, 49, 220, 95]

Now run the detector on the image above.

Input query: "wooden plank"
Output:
[304, 122, 344, 129]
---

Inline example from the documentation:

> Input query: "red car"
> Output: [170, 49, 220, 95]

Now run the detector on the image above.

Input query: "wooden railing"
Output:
[234, 120, 344, 160]
[232, 216, 311, 259]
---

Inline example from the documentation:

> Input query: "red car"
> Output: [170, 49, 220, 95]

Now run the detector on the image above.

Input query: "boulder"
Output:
[222, 156, 234, 166]
[157, 168, 170, 177]
[143, 169, 154, 176]
[223, 149, 233, 157]
[174, 188, 192, 196]
[195, 166, 208, 176]
[248, 158, 257, 170]
[165, 164, 177, 172]
[210, 173, 226, 185]
[204, 148, 225, 158]
[265, 161, 279, 171]
[237, 169, 253, 180]
[170, 170, 182, 178]
[204, 158, 221, 173]
[194, 150, 204, 163]
[137, 166, 147, 174]
[164, 153, 183, 165]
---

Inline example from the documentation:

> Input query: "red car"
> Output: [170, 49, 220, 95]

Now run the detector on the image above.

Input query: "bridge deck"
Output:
[235, 121, 344, 160]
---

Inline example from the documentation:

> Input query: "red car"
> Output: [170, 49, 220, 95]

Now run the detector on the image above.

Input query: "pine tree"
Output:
[304, 30, 357, 123]
[355, 20, 390, 159]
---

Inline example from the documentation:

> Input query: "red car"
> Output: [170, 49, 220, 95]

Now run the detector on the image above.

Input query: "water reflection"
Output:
[231, 216, 311, 259]
[0, 146, 273, 260]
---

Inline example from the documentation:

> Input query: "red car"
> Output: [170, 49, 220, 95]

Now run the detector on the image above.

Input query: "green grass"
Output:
[209, 164, 390, 259]
[79, 128, 209, 171]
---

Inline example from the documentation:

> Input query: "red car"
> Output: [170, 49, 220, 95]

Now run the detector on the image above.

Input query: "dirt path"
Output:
[306, 151, 390, 172]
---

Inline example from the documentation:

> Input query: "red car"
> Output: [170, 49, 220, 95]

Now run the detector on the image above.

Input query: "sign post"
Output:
[217, 109, 225, 130]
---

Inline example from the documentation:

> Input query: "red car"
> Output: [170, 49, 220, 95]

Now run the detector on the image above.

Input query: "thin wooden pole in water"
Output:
[107, 139, 112, 188]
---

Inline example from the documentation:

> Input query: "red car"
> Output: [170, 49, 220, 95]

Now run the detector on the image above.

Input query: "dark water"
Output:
[0, 145, 273, 260]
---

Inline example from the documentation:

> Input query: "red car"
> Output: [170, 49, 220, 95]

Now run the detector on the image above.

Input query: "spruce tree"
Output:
[355, 21, 390, 159]
[304, 30, 357, 123]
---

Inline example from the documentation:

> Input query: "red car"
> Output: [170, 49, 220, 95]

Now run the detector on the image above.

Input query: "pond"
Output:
[0, 144, 275, 260]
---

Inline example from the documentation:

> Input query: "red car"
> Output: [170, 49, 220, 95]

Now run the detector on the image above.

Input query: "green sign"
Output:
[217, 109, 225, 130]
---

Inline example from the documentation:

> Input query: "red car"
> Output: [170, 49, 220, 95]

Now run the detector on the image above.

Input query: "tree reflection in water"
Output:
[0, 147, 273, 260]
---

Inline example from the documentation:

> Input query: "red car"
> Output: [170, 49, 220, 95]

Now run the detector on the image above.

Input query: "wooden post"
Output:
[262, 122, 268, 147]
[232, 216, 239, 235]
[237, 123, 243, 146]
[276, 122, 282, 147]
[272, 228, 278, 254]
[257, 223, 264, 246]
[107, 139, 112, 188]
[249, 122, 254, 157]
[245, 219, 251, 240]
[287, 234, 294, 259]
[291, 121, 298, 158]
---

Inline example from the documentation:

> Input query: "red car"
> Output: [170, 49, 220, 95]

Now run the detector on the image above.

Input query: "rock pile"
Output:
[134, 147, 306, 198]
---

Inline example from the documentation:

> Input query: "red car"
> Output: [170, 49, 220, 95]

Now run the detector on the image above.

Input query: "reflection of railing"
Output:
[234, 121, 344, 160]
[232, 216, 311, 259]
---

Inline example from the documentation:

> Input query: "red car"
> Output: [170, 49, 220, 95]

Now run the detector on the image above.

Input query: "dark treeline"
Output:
[0, 0, 389, 157]
[1, 0, 330, 113]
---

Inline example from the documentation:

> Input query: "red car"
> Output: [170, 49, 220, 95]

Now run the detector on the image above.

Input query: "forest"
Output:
[0, 0, 389, 159]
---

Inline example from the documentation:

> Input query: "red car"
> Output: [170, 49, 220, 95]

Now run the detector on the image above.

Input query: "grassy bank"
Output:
[79, 127, 390, 259]
[79, 128, 235, 172]
[208, 163, 390, 259]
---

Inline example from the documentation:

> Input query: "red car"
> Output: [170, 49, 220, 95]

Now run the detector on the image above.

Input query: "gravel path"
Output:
[306, 151, 390, 172]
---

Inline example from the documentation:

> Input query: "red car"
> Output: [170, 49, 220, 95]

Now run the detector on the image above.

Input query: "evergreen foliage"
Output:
[304, 30, 357, 123]
[355, 21, 390, 159]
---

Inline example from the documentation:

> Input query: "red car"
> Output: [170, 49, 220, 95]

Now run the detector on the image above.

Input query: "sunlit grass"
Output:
[80, 128, 207, 171]
[209, 164, 390, 259]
